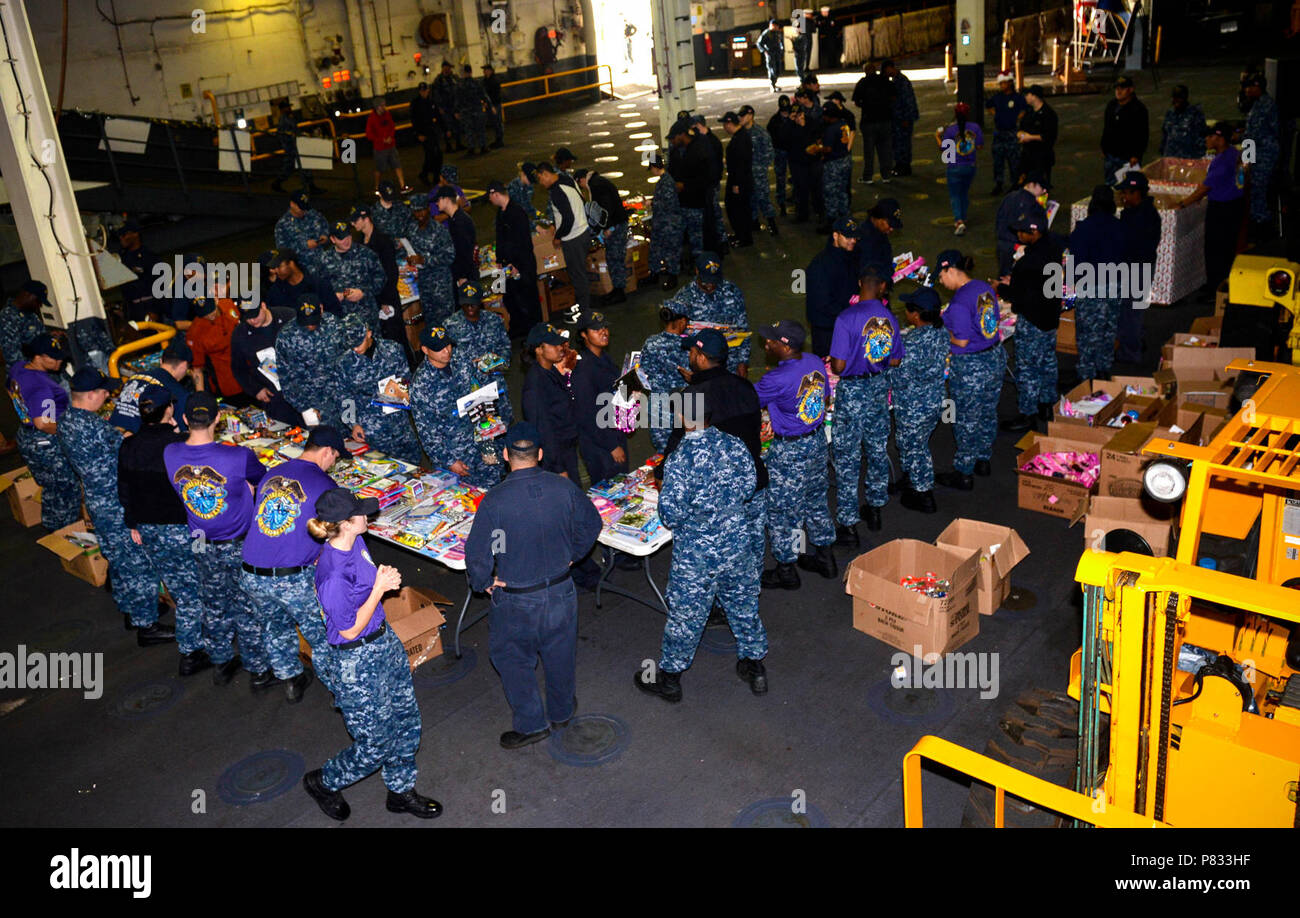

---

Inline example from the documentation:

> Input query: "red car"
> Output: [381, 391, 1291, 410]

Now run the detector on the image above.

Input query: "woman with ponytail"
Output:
[935, 102, 984, 235]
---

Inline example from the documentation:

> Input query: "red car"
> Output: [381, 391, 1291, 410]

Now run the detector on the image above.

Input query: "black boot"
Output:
[901, 488, 938, 513]
[178, 649, 212, 677]
[250, 669, 281, 693]
[634, 666, 682, 703]
[212, 655, 242, 686]
[796, 543, 837, 579]
[835, 522, 860, 547]
[285, 669, 314, 704]
[499, 727, 550, 749]
[999, 413, 1036, 432]
[861, 505, 883, 531]
[386, 788, 443, 818]
[136, 622, 175, 647]
[936, 470, 974, 490]
[736, 658, 768, 695]
[974, 460, 992, 477]
[761, 561, 801, 590]
[302, 768, 350, 821]
[1037, 401, 1055, 423]
[122, 614, 135, 631]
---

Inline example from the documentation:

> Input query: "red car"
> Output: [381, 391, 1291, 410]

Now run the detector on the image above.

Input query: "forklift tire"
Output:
[960, 688, 1102, 828]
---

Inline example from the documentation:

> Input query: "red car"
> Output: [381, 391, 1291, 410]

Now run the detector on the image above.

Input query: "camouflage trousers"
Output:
[773, 150, 789, 209]
[661, 520, 767, 673]
[322, 628, 421, 794]
[822, 157, 852, 222]
[751, 163, 776, 220]
[138, 523, 205, 654]
[949, 346, 1005, 475]
[238, 569, 310, 681]
[649, 211, 684, 275]
[991, 131, 1020, 187]
[1012, 319, 1058, 415]
[1073, 297, 1121, 380]
[87, 495, 158, 627]
[682, 208, 705, 263]
[892, 119, 914, 169]
[1249, 148, 1278, 223]
[459, 111, 487, 150]
[16, 428, 80, 531]
[831, 373, 892, 524]
[895, 386, 945, 492]
[765, 431, 834, 563]
[603, 222, 629, 289]
[198, 538, 266, 672]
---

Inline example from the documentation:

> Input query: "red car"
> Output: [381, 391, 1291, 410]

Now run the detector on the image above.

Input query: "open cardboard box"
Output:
[1079, 494, 1176, 557]
[37, 520, 109, 587]
[1097, 416, 1203, 498]
[1173, 401, 1229, 440]
[0, 465, 42, 528]
[383, 586, 450, 670]
[1159, 335, 1254, 376]
[844, 539, 980, 657]
[934, 519, 1030, 617]
[1015, 433, 1103, 519]
[1111, 370, 1176, 400]
[1056, 311, 1076, 355]
[1175, 375, 1234, 410]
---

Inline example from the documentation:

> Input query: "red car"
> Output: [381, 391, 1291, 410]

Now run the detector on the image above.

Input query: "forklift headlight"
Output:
[1143, 460, 1189, 503]
[1267, 269, 1292, 299]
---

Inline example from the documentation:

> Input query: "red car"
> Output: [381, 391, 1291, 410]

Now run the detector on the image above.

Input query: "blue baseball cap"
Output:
[297, 298, 323, 327]
[458, 280, 483, 305]
[70, 367, 110, 392]
[525, 322, 567, 348]
[504, 421, 542, 449]
[901, 286, 942, 311]
[682, 327, 728, 361]
[27, 332, 68, 361]
[315, 486, 379, 522]
[935, 249, 966, 272]
[695, 252, 723, 281]
[305, 425, 348, 455]
[833, 216, 861, 238]
[289, 189, 310, 208]
[757, 319, 806, 350]
[1116, 171, 1149, 193]
[419, 323, 454, 351]
[138, 383, 172, 414]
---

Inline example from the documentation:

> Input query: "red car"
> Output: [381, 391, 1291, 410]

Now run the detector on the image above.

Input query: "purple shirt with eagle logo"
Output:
[829, 297, 904, 377]
[943, 279, 1002, 355]
[241, 457, 337, 567]
[164, 441, 267, 541]
[755, 351, 828, 436]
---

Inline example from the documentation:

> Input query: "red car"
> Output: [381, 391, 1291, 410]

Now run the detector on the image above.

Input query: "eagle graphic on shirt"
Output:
[977, 291, 999, 339]
[6, 377, 30, 425]
[861, 317, 895, 363]
[255, 476, 307, 537]
[172, 465, 228, 520]
[795, 371, 827, 425]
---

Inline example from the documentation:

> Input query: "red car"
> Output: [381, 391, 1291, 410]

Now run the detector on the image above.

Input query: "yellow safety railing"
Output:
[108, 322, 176, 379]
[902, 735, 1166, 828]
[499, 64, 614, 122]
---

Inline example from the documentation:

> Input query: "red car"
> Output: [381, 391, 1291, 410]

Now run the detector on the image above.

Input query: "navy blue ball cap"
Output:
[297, 298, 322, 327]
[458, 280, 483, 305]
[525, 322, 567, 348]
[901, 286, 942, 311]
[117, 218, 141, 235]
[873, 197, 904, 228]
[185, 391, 219, 427]
[682, 327, 728, 360]
[504, 421, 542, 450]
[70, 367, 110, 392]
[935, 248, 966, 272]
[576, 310, 609, 332]
[329, 221, 352, 240]
[832, 216, 860, 238]
[757, 319, 806, 350]
[305, 425, 348, 455]
[377, 180, 397, 201]
[348, 204, 371, 223]
[267, 248, 295, 268]
[314, 486, 379, 523]
[858, 262, 889, 283]
[554, 146, 575, 163]
[1205, 121, 1232, 139]
[137, 383, 172, 414]
[19, 279, 51, 306]
[695, 252, 723, 281]
[289, 190, 310, 208]
[27, 332, 68, 361]
[1116, 170, 1149, 192]
[419, 323, 454, 351]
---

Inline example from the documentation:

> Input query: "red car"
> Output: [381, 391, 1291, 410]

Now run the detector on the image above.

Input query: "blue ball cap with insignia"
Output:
[297, 298, 322, 327]
[70, 367, 110, 393]
[525, 322, 567, 348]
[19, 279, 51, 306]
[576, 310, 609, 332]
[695, 252, 723, 281]
[419, 323, 454, 351]
[757, 319, 806, 350]
[328, 221, 352, 240]
[503, 421, 542, 450]
[681, 327, 728, 360]
[833, 216, 860, 238]
[440, 164, 459, 183]
[935, 248, 967, 272]
[185, 391, 219, 427]
[458, 280, 482, 305]
[137, 383, 172, 414]
[1116, 170, 1149, 193]
[289, 189, 310, 208]
[348, 204, 371, 223]
[162, 339, 194, 364]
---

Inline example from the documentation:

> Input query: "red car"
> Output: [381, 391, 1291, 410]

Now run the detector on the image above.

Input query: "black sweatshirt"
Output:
[118, 423, 189, 527]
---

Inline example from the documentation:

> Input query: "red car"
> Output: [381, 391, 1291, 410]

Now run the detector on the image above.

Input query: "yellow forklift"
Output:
[1219, 254, 1300, 366]
[903, 358, 1300, 827]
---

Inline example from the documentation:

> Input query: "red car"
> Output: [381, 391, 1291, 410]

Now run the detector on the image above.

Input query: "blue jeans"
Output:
[488, 578, 578, 735]
[946, 165, 976, 222]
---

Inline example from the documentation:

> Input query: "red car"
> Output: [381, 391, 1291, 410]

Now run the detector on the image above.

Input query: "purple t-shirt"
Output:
[163, 441, 267, 540]
[829, 297, 905, 376]
[755, 351, 829, 436]
[315, 536, 384, 645]
[942, 122, 984, 167]
[1204, 147, 1244, 203]
[943, 280, 1002, 355]
[7, 364, 67, 429]
[241, 457, 336, 568]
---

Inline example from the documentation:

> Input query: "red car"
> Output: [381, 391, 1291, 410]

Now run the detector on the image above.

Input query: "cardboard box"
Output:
[0, 465, 42, 528]
[584, 247, 616, 296]
[844, 539, 980, 657]
[1159, 336, 1254, 376]
[1111, 370, 1177, 400]
[934, 519, 1031, 617]
[626, 235, 650, 279]
[1173, 400, 1229, 438]
[532, 228, 564, 274]
[382, 586, 450, 671]
[1056, 379, 1127, 426]
[1176, 376, 1233, 410]
[1099, 422, 1173, 498]
[1189, 315, 1223, 337]
[1214, 280, 1228, 317]
[1056, 311, 1077, 355]
[37, 520, 109, 587]
[1082, 495, 1175, 557]
[1016, 433, 1103, 519]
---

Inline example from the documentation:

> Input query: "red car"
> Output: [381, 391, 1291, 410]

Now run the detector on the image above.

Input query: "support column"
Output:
[448, 0, 484, 67]
[0, 0, 105, 334]
[954, 0, 986, 128]
[343, 0, 378, 98]
[651, 0, 697, 145]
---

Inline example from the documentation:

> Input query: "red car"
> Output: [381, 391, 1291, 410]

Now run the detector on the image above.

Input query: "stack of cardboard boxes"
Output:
[0, 466, 42, 528]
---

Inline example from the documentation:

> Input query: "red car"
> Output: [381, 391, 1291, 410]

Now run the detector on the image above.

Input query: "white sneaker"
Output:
[954, 222, 967, 236]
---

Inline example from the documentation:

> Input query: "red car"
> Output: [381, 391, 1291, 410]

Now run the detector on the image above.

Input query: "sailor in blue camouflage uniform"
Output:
[274, 190, 331, 275]
[934, 250, 1005, 491]
[829, 265, 900, 543]
[640, 305, 690, 452]
[445, 280, 514, 428]
[301, 487, 442, 823]
[6, 333, 80, 530]
[1241, 72, 1280, 233]
[646, 151, 684, 288]
[405, 195, 457, 324]
[634, 402, 768, 703]
[1160, 85, 1208, 159]
[754, 319, 835, 591]
[0, 281, 50, 368]
[59, 369, 174, 645]
[984, 72, 1026, 194]
[816, 105, 854, 230]
[336, 313, 421, 461]
[741, 106, 777, 234]
[409, 323, 500, 488]
[885, 60, 920, 176]
[277, 298, 347, 430]
[665, 254, 751, 375]
[508, 163, 539, 224]
[319, 221, 386, 332]
[432, 61, 460, 150]
[892, 287, 949, 513]
[454, 64, 490, 154]
[372, 180, 417, 240]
